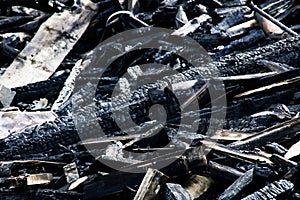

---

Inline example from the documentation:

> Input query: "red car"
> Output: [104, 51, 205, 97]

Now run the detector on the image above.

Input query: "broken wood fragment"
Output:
[210, 129, 255, 142]
[246, 0, 298, 36]
[255, 13, 284, 35]
[0, 110, 57, 139]
[134, 168, 168, 200]
[84, 172, 144, 199]
[285, 140, 300, 160]
[26, 173, 53, 186]
[165, 183, 192, 200]
[63, 162, 80, 184]
[0, 160, 65, 177]
[218, 168, 254, 200]
[184, 175, 214, 199]
[68, 176, 88, 191]
[241, 179, 294, 200]
[208, 161, 244, 182]
[229, 118, 300, 150]
[51, 59, 84, 112]
[257, 59, 296, 72]
[172, 14, 211, 36]
[0, 0, 98, 107]
[270, 154, 297, 168]
[203, 140, 273, 164]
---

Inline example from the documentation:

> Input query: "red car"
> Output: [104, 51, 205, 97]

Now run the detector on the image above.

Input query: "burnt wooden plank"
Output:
[0, 0, 98, 107]
[218, 168, 254, 200]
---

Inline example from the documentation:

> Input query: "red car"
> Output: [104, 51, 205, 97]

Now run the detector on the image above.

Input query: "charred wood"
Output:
[241, 179, 294, 200]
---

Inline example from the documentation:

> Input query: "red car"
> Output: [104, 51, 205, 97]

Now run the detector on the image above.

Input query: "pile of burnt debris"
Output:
[0, 0, 300, 199]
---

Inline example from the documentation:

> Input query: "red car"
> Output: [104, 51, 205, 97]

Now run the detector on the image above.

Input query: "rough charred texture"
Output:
[0, 116, 79, 160]
[83, 172, 144, 199]
[11, 70, 70, 106]
[207, 161, 244, 182]
[165, 183, 192, 200]
[0, 189, 82, 200]
[241, 179, 294, 200]
[0, 79, 298, 159]
[218, 168, 254, 200]
[229, 118, 300, 150]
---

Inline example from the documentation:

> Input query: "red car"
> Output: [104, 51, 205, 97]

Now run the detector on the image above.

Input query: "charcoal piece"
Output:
[216, 29, 266, 57]
[152, 6, 178, 28]
[84, 37, 300, 141]
[0, 16, 33, 31]
[218, 168, 254, 200]
[189, 33, 225, 51]
[10, 70, 69, 107]
[264, 142, 288, 156]
[173, 14, 211, 36]
[16, 14, 50, 33]
[51, 60, 83, 112]
[208, 161, 244, 182]
[0, 42, 19, 60]
[215, 6, 250, 18]
[216, 35, 300, 74]
[211, 7, 249, 35]
[165, 183, 192, 200]
[63, 162, 80, 183]
[0, 116, 79, 160]
[0, 188, 82, 200]
[84, 172, 144, 199]
[241, 179, 294, 200]
[260, 0, 293, 21]
[0, 0, 68, 12]
[285, 161, 300, 181]
[217, 0, 247, 7]
[270, 154, 297, 169]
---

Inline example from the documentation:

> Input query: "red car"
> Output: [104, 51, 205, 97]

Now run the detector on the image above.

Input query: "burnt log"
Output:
[241, 179, 294, 200]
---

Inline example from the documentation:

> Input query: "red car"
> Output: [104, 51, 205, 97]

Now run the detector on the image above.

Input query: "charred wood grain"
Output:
[218, 168, 254, 200]
[0, 16, 33, 31]
[229, 118, 300, 150]
[165, 183, 192, 200]
[241, 179, 294, 200]
[208, 161, 244, 182]
[11, 70, 70, 106]
[0, 116, 79, 160]
[0, 41, 19, 60]
[0, 188, 82, 200]
[1, 88, 297, 159]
